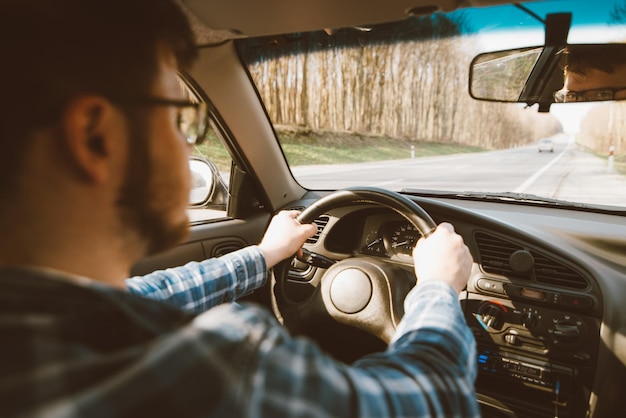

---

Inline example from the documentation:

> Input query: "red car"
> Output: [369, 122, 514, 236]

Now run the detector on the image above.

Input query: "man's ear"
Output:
[60, 95, 122, 184]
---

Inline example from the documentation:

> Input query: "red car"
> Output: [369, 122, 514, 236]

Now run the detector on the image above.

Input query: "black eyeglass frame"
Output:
[111, 97, 210, 145]
[553, 86, 626, 103]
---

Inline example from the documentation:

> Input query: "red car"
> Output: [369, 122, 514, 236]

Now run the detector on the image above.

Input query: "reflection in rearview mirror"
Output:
[470, 43, 626, 105]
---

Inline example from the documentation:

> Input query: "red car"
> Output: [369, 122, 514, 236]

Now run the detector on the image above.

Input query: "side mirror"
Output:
[189, 157, 228, 209]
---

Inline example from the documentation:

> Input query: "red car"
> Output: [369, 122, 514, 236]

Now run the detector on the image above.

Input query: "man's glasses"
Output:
[116, 97, 210, 145]
[553, 87, 626, 103]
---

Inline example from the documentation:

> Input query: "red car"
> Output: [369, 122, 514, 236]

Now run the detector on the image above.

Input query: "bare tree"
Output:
[578, 102, 626, 156]
[241, 15, 561, 154]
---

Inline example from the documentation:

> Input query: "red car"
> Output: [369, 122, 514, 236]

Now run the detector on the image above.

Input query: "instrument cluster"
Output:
[359, 213, 422, 261]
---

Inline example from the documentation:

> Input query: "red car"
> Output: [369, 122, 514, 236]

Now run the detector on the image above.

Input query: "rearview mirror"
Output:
[470, 47, 544, 102]
[469, 43, 626, 104]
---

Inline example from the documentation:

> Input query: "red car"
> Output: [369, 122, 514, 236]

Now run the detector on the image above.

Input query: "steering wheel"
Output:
[272, 187, 437, 344]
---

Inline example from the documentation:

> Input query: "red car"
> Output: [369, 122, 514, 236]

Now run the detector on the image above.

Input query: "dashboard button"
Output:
[522, 309, 538, 329]
[477, 278, 506, 295]
[504, 333, 519, 345]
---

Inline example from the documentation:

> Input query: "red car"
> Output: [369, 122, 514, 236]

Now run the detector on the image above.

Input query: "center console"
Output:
[463, 283, 600, 418]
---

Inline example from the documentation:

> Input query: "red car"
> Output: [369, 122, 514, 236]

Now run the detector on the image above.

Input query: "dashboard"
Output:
[287, 195, 626, 418]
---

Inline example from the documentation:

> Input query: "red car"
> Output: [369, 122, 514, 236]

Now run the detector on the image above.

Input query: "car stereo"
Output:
[463, 294, 599, 418]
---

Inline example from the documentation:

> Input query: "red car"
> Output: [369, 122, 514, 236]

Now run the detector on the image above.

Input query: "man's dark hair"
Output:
[0, 0, 196, 196]
[561, 44, 626, 75]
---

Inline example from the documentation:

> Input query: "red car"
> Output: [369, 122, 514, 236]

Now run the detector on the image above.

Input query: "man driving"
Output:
[0, 0, 479, 416]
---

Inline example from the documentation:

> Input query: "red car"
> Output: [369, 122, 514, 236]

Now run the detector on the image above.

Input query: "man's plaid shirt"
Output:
[0, 246, 479, 417]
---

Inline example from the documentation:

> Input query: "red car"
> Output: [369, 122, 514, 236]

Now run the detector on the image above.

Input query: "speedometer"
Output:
[362, 229, 387, 256]
[388, 223, 421, 257]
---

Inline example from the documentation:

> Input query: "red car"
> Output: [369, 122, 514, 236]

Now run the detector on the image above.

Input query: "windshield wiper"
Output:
[402, 188, 626, 214]
[454, 191, 586, 207]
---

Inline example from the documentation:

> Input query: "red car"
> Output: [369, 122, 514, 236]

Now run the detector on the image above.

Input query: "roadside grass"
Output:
[193, 127, 485, 171]
[278, 128, 485, 166]
[192, 134, 232, 172]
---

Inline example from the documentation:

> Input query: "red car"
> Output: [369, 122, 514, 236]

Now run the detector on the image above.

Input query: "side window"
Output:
[178, 77, 232, 222]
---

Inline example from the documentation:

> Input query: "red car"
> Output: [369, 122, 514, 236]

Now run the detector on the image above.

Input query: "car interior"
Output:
[131, 0, 626, 417]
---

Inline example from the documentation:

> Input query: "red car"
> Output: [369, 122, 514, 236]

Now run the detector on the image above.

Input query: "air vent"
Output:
[532, 252, 588, 289]
[475, 232, 526, 279]
[474, 231, 588, 290]
[307, 215, 330, 244]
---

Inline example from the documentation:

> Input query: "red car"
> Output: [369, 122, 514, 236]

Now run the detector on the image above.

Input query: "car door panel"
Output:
[131, 212, 271, 276]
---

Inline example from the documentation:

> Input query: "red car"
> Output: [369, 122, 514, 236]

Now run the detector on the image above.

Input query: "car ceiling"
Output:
[180, 0, 526, 43]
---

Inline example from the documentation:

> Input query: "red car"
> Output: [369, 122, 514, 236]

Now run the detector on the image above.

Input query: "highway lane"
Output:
[292, 135, 626, 208]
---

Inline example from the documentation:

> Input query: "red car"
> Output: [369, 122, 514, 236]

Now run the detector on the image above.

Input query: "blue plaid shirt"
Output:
[126, 246, 269, 313]
[0, 246, 479, 417]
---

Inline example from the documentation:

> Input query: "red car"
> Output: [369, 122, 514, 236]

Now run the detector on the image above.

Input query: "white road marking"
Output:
[513, 145, 570, 193]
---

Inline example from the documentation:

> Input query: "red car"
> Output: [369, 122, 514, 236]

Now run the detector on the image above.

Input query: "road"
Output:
[292, 134, 626, 208]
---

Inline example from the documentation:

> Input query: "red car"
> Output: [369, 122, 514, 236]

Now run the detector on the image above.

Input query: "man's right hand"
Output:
[412, 223, 473, 294]
[258, 210, 318, 269]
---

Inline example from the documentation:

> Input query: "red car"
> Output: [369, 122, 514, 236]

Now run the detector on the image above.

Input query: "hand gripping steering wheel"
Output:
[272, 187, 437, 344]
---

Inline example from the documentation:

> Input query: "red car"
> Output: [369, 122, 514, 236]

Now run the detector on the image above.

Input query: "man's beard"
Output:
[116, 111, 189, 257]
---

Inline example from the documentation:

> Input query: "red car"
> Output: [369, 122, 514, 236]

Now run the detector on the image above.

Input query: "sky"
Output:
[551, 102, 598, 133]
[454, 0, 626, 50]
[458, 0, 623, 35]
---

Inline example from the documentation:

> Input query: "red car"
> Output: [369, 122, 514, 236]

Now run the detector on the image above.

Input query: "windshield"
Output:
[236, 0, 626, 210]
